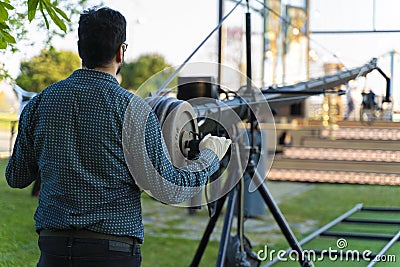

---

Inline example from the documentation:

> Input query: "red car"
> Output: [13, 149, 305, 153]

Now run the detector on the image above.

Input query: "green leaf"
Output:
[42, 1, 66, 32]
[0, 28, 15, 43]
[0, 22, 8, 30]
[48, 11, 67, 32]
[0, 39, 7, 49]
[28, 0, 40, 21]
[39, 2, 49, 29]
[0, 1, 14, 10]
[0, 26, 15, 49]
[53, 6, 70, 22]
[0, 5, 8, 22]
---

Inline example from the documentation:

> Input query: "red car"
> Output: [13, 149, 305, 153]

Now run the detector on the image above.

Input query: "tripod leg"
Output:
[216, 188, 237, 267]
[254, 171, 314, 267]
[190, 193, 227, 267]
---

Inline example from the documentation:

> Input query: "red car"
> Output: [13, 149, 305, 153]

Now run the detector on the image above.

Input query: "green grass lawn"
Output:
[1, 157, 400, 267]
[267, 183, 400, 266]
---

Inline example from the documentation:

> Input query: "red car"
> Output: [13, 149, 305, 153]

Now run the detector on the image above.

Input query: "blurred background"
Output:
[1, 1, 400, 266]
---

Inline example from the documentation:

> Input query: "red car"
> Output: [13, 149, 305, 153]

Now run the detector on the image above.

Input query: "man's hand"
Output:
[199, 134, 231, 160]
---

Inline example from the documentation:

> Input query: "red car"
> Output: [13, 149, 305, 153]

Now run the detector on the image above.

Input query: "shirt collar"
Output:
[71, 69, 119, 85]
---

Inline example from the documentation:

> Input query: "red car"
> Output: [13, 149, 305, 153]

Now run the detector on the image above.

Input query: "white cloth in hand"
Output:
[199, 134, 232, 160]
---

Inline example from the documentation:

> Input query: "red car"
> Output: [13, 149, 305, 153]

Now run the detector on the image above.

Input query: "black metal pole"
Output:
[245, 4, 260, 216]
[246, 11, 252, 89]
[374, 67, 391, 103]
[245, 4, 257, 163]
[216, 188, 237, 267]
[217, 0, 224, 92]
[190, 193, 227, 267]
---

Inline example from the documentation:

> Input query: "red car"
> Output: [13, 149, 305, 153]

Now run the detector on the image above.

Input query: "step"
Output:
[271, 157, 400, 174]
[301, 137, 400, 150]
[281, 147, 400, 163]
[320, 127, 400, 141]
[267, 168, 400, 185]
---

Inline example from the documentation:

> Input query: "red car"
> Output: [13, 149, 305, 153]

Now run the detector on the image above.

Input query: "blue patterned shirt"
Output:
[5, 69, 219, 242]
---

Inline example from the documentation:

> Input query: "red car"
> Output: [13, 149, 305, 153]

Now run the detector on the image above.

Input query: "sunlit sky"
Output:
[106, 0, 400, 68]
[4, 0, 400, 106]
[5, 0, 400, 72]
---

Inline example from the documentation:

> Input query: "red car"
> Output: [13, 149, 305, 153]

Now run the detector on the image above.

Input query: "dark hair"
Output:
[78, 7, 126, 69]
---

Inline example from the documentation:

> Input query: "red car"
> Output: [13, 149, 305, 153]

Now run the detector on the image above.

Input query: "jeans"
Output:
[37, 236, 142, 267]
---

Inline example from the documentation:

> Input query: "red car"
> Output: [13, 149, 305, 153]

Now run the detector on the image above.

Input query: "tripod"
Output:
[189, 3, 312, 266]
[189, 131, 313, 267]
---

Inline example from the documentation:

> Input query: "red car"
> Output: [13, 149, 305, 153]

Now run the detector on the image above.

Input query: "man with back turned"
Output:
[6, 7, 230, 267]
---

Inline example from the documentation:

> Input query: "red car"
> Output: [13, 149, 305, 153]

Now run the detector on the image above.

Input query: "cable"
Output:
[157, 0, 244, 93]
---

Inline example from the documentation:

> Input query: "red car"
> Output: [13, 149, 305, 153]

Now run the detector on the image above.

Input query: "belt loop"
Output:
[133, 243, 141, 256]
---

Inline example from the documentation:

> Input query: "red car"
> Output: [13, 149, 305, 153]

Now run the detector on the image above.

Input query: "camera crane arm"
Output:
[190, 58, 389, 138]
[261, 58, 390, 107]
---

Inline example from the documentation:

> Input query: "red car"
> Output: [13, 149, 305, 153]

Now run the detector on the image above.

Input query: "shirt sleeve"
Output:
[123, 101, 220, 205]
[6, 100, 39, 188]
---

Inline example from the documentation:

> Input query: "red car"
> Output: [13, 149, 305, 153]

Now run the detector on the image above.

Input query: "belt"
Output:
[40, 229, 140, 246]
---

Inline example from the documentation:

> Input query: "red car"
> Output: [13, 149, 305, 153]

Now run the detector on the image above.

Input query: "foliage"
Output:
[16, 47, 80, 92]
[27, 0, 69, 33]
[0, 0, 96, 51]
[120, 53, 176, 98]
[0, 61, 11, 81]
[0, 0, 16, 49]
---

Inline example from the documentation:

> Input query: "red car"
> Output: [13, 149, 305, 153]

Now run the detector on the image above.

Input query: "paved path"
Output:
[142, 182, 315, 246]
